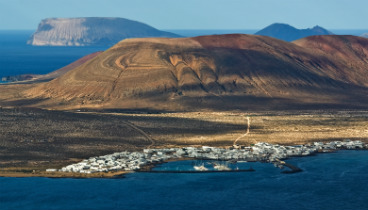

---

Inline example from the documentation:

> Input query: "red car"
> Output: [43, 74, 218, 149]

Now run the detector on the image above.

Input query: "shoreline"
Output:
[1, 108, 368, 177]
[0, 169, 131, 178]
[1, 140, 367, 178]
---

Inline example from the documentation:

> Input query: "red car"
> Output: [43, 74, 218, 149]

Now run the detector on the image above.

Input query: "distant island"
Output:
[255, 23, 333, 41]
[27, 17, 180, 46]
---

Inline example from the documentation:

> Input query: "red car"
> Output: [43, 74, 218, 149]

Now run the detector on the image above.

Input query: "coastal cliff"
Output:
[27, 17, 180, 46]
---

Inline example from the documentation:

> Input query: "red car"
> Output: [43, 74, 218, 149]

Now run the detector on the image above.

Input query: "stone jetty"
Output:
[54, 140, 367, 174]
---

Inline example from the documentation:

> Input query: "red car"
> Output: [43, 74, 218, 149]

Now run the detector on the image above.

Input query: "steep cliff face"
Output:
[255, 23, 334, 41]
[27, 17, 180, 46]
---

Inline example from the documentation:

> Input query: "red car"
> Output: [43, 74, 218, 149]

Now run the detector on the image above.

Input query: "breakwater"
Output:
[51, 140, 367, 174]
[138, 168, 255, 173]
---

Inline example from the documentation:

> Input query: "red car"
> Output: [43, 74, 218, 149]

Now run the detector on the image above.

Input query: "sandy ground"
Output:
[1, 108, 367, 178]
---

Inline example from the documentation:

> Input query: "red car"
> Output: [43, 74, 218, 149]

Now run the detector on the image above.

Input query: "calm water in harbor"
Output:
[1, 150, 368, 210]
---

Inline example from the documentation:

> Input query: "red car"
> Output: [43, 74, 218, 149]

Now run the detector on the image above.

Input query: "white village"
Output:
[49, 140, 367, 174]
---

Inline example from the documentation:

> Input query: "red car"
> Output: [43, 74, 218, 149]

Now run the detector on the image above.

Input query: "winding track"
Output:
[74, 111, 156, 148]
[121, 121, 156, 148]
[233, 116, 250, 145]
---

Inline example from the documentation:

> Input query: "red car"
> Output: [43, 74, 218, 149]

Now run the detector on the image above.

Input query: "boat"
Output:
[213, 162, 231, 171]
[193, 164, 209, 171]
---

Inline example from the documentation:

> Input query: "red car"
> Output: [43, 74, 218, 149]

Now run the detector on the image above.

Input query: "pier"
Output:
[273, 159, 303, 173]
[282, 162, 303, 173]
[137, 168, 255, 173]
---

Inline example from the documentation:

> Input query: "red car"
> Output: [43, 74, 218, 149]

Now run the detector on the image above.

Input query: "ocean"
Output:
[1, 30, 368, 210]
[0, 30, 107, 79]
[1, 150, 367, 210]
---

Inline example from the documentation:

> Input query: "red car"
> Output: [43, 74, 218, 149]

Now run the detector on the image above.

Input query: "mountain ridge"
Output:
[255, 23, 334, 41]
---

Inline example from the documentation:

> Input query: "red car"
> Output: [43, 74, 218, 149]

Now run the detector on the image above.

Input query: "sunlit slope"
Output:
[23, 34, 368, 110]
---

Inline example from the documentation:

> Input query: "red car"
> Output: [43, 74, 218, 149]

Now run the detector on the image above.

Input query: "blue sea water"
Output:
[167, 29, 367, 38]
[0, 30, 107, 78]
[1, 150, 368, 210]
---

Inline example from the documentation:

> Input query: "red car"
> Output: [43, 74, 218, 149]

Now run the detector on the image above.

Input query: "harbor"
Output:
[51, 140, 367, 174]
[4, 149, 368, 210]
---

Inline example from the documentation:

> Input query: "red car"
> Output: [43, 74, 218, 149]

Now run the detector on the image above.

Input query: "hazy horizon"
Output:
[0, 0, 367, 30]
[1, 28, 366, 38]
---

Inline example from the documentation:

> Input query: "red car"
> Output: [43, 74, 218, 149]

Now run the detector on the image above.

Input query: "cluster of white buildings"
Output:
[49, 140, 367, 174]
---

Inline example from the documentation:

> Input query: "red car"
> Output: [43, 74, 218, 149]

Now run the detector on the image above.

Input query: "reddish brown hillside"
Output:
[293, 35, 368, 87]
[4, 34, 368, 110]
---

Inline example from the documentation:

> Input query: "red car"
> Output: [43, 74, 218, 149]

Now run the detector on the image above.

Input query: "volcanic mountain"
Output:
[18, 34, 368, 111]
[255, 23, 334, 41]
[27, 17, 180, 46]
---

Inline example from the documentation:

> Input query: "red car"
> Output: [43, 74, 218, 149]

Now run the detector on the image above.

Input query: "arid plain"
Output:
[1, 107, 367, 177]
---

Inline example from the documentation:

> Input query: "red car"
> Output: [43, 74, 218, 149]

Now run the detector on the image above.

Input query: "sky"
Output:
[0, 0, 367, 30]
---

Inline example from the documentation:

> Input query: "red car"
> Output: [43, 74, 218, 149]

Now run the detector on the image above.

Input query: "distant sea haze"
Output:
[166, 29, 368, 37]
[0, 29, 367, 78]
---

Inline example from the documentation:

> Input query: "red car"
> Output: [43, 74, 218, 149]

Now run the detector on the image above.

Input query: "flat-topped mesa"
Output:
[27, 17, 180, 46]
[23, 34, 368, 111]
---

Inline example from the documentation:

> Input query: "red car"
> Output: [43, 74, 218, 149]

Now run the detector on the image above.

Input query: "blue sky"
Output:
[0, 0, 367, 30]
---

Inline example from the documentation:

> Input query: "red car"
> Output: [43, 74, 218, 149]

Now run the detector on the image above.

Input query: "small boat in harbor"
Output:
[194, 164, 209, 171]
[213, 162, 231, 171]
